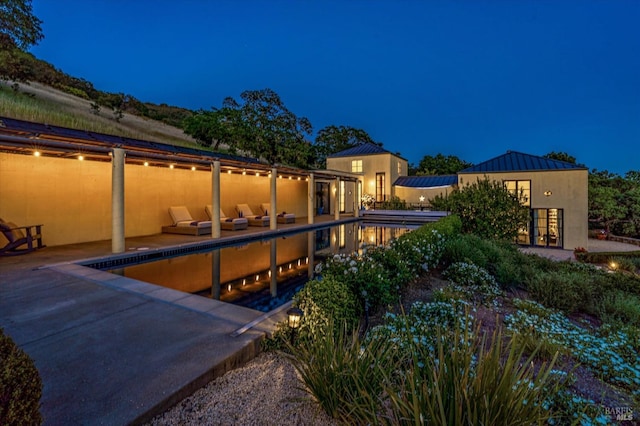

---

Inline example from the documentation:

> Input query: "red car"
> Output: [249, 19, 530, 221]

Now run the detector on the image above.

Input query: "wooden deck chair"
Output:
[0, 218, 45, 256]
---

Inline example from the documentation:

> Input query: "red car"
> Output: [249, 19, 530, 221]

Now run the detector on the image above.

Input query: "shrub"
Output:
[292, 276, 360, 341]
[380, 195, 409, 210]
[442, 234, 527, 289]
[597, 290, 640, 327]
[443, 262, 502, 304]
[524, 270, 595, 313]
[0, 328, 43, 426]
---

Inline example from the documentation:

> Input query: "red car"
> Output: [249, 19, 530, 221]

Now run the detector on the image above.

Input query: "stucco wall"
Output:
[327, 152, 407, 201]
[394, 185, 454, 206]
[458, 170, 589, 249]
[0, 153, 308, 246]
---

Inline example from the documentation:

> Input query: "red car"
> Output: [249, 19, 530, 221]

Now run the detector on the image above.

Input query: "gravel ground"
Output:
[147, 351, 337, 426]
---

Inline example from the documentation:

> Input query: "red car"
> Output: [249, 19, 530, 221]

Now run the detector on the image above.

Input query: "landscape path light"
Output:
[287, 306, 303, 344]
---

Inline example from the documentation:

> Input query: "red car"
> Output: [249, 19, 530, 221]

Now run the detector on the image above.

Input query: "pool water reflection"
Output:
[111, 222, 414, 312]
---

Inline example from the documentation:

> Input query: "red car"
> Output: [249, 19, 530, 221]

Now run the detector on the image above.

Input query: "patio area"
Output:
[0, 214, 355, 425]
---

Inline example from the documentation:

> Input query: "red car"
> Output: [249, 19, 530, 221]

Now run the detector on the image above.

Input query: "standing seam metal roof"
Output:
[393, 175, 458, 188]
[459, 151, 587, 173]
[327, 142, 400, 158]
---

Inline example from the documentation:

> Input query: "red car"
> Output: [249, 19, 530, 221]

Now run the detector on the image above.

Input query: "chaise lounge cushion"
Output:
[260, 203, 296, 224]
[236, 204, 270, 227]
[168, 206, 211, 228]
[204, 205, 249, 230]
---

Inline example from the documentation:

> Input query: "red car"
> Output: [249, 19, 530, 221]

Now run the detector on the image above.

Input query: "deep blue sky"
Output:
[30, 1, 639, 175]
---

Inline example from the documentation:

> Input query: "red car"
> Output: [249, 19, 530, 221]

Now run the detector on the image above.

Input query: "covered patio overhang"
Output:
[0, 117, 359, 252]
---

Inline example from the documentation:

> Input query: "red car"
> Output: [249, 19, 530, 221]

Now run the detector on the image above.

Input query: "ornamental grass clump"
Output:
[375, 309, 562, 426]
[284, 320, 395, 424]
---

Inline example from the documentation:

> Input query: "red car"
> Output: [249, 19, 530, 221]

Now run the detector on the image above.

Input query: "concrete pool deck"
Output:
[0, 215, 357, 425]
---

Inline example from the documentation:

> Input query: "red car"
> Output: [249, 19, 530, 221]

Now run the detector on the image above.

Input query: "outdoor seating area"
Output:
[260, 203, 296, 224]
[0, 219, 45, 256]
[236, 204, 270, 227]
[162, 206, 212, 236]
[205, 205, 249, 231]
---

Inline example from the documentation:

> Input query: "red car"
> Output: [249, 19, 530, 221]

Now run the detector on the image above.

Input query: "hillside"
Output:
[0, 80, 199, 147]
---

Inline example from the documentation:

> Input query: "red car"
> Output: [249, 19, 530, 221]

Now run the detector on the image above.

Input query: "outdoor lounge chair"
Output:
[0, 218, 45, 256]
[205, 205, 249, 231]
[162, 206, 212, 236]
[260, 203, 295, 224]
[235, 204, 270, 227]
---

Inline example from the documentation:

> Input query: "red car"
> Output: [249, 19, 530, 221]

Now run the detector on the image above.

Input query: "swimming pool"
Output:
[106, 222, 414, 312]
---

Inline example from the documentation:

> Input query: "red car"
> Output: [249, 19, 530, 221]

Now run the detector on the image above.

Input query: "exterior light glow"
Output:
[78, 155, 84, 161]
[34, 150, 41, 157]
[279, 175, 282, 179]
[242, 170, 246, 175]
[227, 170, 232, 174]
[144, 161, 149, 167]
[169, 164, 174, 169]
[191, 166, 196, 171]
[255, 274, 259, 281]
[227, 284, 232, 292]
[287, 307, 303, 330]
[256, 172, 260, 177]
[297, 177, 301, 181]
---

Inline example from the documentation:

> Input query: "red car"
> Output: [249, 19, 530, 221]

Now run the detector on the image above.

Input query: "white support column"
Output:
[334, 176, 340, 220]
[211, 161, 221, 238]
[211, 250, 220, 300]
[354, 181, 360, 218]
[111, 148, 125, 254]
[307, 173, 315, 224]
[270, 239, 277, 297]
[307, 231, 314, 279]
[270, 167, 277, 230]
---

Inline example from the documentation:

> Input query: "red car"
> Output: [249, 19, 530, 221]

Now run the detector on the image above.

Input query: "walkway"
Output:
[0, 215, 356, 425]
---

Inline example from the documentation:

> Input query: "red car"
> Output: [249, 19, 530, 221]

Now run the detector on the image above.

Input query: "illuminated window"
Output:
[504, 180, 530, 206]
[351, 160, 362, 173]
[397, 161, 402, 174]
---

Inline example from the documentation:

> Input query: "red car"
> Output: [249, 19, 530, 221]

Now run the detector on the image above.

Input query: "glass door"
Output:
[532, 209, 563, 248]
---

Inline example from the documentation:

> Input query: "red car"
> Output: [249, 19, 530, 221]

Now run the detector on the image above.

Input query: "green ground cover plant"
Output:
[270, 215, 640, 423]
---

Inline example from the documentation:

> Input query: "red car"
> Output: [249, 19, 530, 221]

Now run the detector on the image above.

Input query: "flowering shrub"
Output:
[443, 261, 502, 304]
[505, 298, 640, 394]
[360, 193, 375, 208]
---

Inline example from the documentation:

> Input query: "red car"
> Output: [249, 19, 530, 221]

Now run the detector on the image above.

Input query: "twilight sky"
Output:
[30, 0, 639, 175]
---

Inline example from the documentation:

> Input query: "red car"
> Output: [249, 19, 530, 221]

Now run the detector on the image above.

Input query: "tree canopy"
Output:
[589, 169, 640, 236]
[543, 151, 585, 167]
[0, 0, 43, 50]
[313, 125, 378, 168]
[0, 0, 43, 84]
[413, 154, 472, 176]
[429, 177, 530, 241]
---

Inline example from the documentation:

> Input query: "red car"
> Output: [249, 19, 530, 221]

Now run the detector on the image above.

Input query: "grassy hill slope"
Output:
[0, 81, 198, 147]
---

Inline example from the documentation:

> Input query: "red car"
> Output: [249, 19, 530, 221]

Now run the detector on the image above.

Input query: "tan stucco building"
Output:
[326, 143, 408, 205]
[329, 147, 588, 249]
